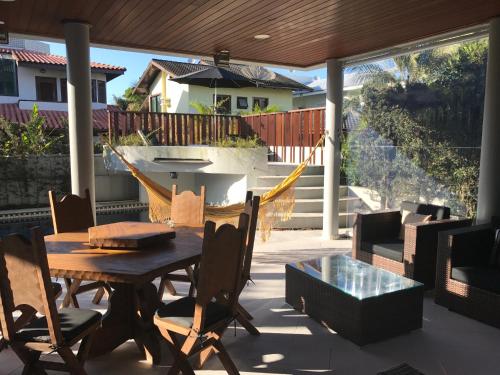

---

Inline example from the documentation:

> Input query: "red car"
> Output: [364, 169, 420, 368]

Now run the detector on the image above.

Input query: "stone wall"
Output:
[0, 155, 138, 209]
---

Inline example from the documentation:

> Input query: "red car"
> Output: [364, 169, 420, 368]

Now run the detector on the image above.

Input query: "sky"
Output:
[47, 42, 328, 105]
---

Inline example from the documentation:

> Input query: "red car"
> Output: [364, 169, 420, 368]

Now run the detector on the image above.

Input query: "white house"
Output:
[0, 39, 125, 130]
[292, 73, 363, 109]
[134, 59, 309, 115]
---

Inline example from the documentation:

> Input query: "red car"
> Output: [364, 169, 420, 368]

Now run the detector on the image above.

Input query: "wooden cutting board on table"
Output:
[88, 221, 176, 249]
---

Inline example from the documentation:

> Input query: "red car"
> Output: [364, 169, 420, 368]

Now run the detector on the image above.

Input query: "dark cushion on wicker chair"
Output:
[361, 240, 404, 262]
[155, 297, 231, 330]
[16, 308, 102, 343]
[451, 266, 500, 294]
[400, 201, 450, 221]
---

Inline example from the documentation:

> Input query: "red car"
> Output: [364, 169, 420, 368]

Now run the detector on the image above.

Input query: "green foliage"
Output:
[114, 85, 146, 111]
[211, 135, 264, 148]
[0, 105, 67, 157]
[345, 40, 487, 217]
[190, 96, 232, 115]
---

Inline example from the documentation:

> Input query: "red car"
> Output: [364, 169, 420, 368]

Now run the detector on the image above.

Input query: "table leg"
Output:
[133, 282, 163, 365]
[88, 282, 165, 365]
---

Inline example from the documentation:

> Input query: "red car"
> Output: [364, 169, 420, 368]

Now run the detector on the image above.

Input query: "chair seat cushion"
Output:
[52, 282, 62, 297]
[451, 266, 500, 294]
[361, 239, 404, 262]
[16, 308, 101, 343]
[155, 297, 231, 330]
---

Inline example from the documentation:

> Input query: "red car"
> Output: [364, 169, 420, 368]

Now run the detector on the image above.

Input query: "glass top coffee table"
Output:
[286, 255, 424, 345]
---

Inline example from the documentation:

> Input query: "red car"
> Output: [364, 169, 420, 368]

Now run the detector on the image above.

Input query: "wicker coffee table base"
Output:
[285, 265, 424, 345]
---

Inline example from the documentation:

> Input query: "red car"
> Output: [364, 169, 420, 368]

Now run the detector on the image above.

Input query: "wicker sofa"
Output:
[352, 201, 472, 288]
[435, 224, 500, 328]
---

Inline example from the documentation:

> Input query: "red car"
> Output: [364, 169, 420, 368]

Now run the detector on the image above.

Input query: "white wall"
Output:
[1, 65, 108, 111]
[188, 85, 293, 114]
[293, 92, 326, 109]
[148, 73, 294, 114]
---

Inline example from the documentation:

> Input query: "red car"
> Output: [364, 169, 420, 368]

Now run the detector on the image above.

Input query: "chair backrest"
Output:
[194, 213, 249, 330]
[400, 201, 450, 221]
[0, 228, 62, 344]
[49, 189, 94, 233]
[241, 191, 260, 289]
[171, 185, 206, 226]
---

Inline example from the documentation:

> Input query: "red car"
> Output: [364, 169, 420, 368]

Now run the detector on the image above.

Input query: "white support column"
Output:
[477, 18, 500, 223]
[63, 21, 95, 218]
[323, 59, 343, 239]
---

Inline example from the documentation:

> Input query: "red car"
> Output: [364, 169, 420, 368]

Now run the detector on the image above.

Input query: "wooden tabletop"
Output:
[45, 225, 203, 285]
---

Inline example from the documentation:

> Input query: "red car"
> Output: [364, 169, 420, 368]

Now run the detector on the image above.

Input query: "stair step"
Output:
[266, 163, 324, 176]
[258, 175, 324, 187]
[273, 212, 356, 229]
[293, 197, 362, 213]
[251, 186, 323, 199]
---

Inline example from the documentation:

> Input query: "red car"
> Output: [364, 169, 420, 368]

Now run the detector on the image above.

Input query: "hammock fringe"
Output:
[104, 135, 324, 240]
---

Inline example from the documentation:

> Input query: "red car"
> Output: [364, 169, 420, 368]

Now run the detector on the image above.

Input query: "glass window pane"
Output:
[0, 56, 18, 96]
[36, 77, 57, 102]
[60, 78, 67, 102]
[91, 79, 97, 102]
[97, 80, 106, 104]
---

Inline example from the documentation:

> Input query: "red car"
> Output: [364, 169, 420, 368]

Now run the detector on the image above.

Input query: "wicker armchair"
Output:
[435, 224, 500, 328]
[352, 201, 472, 288]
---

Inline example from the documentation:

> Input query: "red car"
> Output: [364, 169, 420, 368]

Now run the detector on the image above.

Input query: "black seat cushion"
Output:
[361, 239, 404, 262]
[451, 266, 500, 294]
[16, 308, 101, 343]
[52, 282, 62, 297]
[155, 297, 231, 330]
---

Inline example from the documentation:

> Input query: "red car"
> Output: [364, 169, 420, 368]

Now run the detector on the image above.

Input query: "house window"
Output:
[213, 94, 231, 114]
[0, 55, 18, 96]
[237, 96, 248, 109]
[60, 78, 67, 102]
[252, 97, 269, 110]
[97, 80, 106, 104]
[91, 79, 107, 103]
[36, 77, 57, 102]
[150, 95, 161, 112]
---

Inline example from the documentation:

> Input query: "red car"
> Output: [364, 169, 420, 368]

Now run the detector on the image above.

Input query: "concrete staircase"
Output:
[251, 163, 361, 229]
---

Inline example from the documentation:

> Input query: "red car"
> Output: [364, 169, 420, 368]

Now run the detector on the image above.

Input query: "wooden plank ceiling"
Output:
[1, 0, 499, 68]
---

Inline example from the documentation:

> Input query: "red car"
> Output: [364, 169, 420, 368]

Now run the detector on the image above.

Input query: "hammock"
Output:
[104, 135, 324, 239]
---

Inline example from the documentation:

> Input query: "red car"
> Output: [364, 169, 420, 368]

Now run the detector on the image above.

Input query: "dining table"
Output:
[44, 222, 204, 365]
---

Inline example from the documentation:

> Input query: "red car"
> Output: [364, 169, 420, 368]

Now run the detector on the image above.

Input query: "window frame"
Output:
[213, 94, 232, 114]
[97, 80, 106, 104]
[236, 96, 248, 109]
[60, 78, 67, 102]
[0, 55, 19, 97]
[35, 76, 58, 102]
[252, 97, 269, 110]
[150, 94, 161, 113]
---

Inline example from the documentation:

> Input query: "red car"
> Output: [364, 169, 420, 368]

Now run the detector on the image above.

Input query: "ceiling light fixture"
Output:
[0, 21, 4, 25]
[254, 34, 270, 40]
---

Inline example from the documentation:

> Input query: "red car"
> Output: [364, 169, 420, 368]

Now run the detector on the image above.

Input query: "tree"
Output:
[114, 85, 146, 111]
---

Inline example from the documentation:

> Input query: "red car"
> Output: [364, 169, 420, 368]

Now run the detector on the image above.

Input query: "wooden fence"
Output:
[107, 111, 244, 146]
[107, 107, 334, 164]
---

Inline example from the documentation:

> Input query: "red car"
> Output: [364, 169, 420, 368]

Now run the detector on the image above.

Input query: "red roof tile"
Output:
[0, 48, 126, 72]
[0, 103, 116, 131]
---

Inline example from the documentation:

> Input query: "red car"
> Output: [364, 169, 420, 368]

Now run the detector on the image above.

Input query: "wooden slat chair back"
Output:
[241, 191, 260, 292]
[154, 214, 249, 375]
[0, 228, 101, 374]
[49, 189, 110, 307]
[158, 185, 206, 298]
[49, 189, 94, 234]
[0, 229, 61, 345]
[171, 185, 206, 226]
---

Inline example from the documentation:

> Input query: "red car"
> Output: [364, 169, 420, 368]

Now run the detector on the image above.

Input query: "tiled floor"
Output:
[2, 230, 500, 375]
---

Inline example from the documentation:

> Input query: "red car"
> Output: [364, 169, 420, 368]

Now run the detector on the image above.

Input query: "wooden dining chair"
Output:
[158, 185, 206, 298]
[49, 189, 111, 307]
[0, 228, 102, 375]
[235, 191, 260, 336]
[154, 213, 249, 375]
